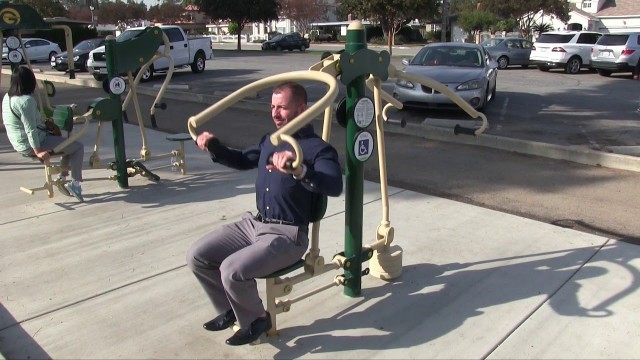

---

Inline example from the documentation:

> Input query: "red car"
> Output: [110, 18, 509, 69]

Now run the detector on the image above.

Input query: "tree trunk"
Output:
[236, 29, 242, 51]
[386, 28, 393, 56]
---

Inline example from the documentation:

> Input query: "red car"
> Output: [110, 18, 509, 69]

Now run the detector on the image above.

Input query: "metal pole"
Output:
[105, 35, 128, 188]
[343, 22, 366, 297]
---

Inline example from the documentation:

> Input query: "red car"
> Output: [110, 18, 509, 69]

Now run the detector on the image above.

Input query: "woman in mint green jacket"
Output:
[2, 66, 85, 202]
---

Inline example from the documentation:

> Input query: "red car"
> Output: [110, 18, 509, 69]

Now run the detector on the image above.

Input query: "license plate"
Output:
[50, 61, 55, 66]
[603, 51, 614, 58]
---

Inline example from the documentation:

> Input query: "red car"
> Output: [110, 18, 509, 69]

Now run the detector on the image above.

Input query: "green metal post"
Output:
[105, 35, 128, 188]
[343, 22, 367, 297]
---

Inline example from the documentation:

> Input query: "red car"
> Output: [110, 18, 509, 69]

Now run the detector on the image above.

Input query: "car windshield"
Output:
[536, 34, 575, 43]
[597, 34, 630, 46]
[116, 29, 144, 42]
[74, 39, 102, 51]
[270, 34, 284, 41]
[411, 46, 483, 67]
[482, 39, 504, 47]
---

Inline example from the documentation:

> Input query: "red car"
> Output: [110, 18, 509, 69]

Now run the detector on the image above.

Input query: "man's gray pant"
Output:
[186, 212, 309, 328]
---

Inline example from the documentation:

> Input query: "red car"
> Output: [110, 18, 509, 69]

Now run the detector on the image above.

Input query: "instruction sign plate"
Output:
[5, 36, 20, 49]
[353, 130, 374, 162]
[354, 97, 375, 129]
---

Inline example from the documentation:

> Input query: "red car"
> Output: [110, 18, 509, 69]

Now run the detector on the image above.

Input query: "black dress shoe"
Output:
[203, 309, 236, 331]
[225, 312, 272, 346]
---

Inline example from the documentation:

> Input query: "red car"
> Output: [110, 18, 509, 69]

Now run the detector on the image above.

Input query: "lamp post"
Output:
[89, 5, 95, 27]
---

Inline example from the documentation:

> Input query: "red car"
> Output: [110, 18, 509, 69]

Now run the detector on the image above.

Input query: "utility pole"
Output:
[441, 0, 450, 42]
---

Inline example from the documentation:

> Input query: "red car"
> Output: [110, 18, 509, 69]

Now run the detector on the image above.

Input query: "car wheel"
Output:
[565, 57, 582, 74]
[478, 86, 489, 111]
[596, 68, 612, 77]
[537, 65, 550, 72]
[136, 67, 153, 82]
[82, 58, 89, 72]
[300, 45, 306, 52]
[191, 51, 206, 73]
[497, 56, 509, 69]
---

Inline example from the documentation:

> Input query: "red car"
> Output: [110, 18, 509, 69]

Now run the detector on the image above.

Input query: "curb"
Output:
[18, 68, 640, 173]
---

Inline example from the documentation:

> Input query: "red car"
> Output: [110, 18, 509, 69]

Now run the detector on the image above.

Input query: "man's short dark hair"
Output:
[8, 66, 37, 97]
[273, 81, 307, 105]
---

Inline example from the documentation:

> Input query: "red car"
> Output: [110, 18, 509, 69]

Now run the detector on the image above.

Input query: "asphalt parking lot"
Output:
[29, 44, 640, 155]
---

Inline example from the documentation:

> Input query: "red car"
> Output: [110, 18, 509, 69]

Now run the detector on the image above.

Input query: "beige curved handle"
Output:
[278, 134, 303, 169]
[387, 65, 489, 135]
[52, 111, 92, 154]
[188, 70, 338, 141]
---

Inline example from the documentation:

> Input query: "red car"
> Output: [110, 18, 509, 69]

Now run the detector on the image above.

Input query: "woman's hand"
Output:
[35, 150, 50, 163]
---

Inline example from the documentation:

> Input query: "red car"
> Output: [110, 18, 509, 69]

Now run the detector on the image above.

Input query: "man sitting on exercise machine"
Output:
[186, 81, 343, 346]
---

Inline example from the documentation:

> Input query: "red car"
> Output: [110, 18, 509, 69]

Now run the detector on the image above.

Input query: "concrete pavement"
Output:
[1, 118, 639, 359]
[0, 69, 639, 359]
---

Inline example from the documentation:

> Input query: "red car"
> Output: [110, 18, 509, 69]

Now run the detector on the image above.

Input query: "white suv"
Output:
[530, 31, 602, 74]
[591, 32, 640, 78]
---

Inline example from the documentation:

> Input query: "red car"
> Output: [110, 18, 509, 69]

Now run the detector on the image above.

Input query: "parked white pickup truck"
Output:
[87, 25, 213, 82]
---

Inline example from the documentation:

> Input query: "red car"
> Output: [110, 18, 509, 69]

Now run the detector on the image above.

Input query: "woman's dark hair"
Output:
[8, 65, 37, 96]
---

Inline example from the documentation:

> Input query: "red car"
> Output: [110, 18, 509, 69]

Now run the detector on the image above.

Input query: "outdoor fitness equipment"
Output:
[89, 29, 189, 176]
[187, 20, 488, 337]
[1, 5, 171, 198]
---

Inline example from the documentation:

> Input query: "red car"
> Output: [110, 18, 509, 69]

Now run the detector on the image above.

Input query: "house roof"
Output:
[597, 0, 640, 17]
[570, 5, 599, 20]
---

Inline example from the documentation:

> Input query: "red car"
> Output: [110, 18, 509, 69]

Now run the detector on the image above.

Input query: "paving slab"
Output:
[2, 119, 636, 359]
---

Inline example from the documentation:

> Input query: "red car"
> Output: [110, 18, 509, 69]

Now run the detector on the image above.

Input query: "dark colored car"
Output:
[261, 32, 309, 52]
[50, 37, 105, 72]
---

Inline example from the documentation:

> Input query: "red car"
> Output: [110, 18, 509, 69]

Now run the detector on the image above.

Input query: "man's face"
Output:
[271, 88, 306, 128]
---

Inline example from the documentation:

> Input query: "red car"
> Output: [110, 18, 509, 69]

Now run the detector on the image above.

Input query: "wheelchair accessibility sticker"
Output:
[109, 77, 127, 95]
[353, 130, 374, 162]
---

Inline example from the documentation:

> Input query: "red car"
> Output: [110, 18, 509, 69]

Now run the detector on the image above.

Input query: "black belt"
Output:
[254, 213, 296, 226]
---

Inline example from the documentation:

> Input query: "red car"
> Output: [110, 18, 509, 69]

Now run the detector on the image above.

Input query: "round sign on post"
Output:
[353, 130, 374, 162]
[353, 97, 375, 129]
[8, 50, 22, 64]
[5, 36, 20, 50]
[109, 77, 127, 95]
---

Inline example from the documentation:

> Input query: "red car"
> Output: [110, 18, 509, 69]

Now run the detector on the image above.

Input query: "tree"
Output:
[95, 0, 146, 27]
[478, 0, 570, 39]
[338, 0, 438, 55]
[279, 0, 326, 39]
[191, 0, 280, 50]
[459, 10, 496, 42]
[14, 0, 69, 18]
[148, 2, 187, 24]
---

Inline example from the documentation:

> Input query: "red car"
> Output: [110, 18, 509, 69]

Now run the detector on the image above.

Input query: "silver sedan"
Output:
[481, 37, 533, 69]
[393, 43, 498, 111]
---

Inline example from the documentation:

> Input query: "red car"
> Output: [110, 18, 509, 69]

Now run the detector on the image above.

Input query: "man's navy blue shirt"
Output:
[207, 125, 343, 225]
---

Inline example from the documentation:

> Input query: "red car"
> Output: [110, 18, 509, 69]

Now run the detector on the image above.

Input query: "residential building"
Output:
[549, 0, 640, 33]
